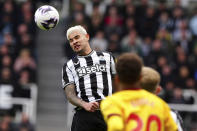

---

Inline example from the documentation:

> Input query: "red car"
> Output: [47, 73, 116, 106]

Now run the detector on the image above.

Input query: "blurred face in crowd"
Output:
[68, 29, 90, 55]
[2, 55, 12, 66]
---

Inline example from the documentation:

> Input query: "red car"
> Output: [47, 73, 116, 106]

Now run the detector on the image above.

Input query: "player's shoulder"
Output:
[143, 90, 167, 103]
[95, 51, 113, 57]
[101, 92, 120, 106]
[63, 56, 77, 68]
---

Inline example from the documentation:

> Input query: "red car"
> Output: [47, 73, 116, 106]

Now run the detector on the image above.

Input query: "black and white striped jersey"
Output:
[62, 50, 116, 102]
[170, 109, 184, 131]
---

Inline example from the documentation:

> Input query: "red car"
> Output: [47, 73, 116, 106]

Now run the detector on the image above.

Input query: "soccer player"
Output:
[100, 53, 178, 131]
[140, 67, 184, 131]
[62, 25, 116, 131]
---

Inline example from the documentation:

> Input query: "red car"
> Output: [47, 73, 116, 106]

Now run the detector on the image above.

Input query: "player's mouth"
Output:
[74, 45, 80, 50]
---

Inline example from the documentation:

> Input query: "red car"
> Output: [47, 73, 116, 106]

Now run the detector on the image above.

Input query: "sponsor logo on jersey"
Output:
[76, 64, 107, 77]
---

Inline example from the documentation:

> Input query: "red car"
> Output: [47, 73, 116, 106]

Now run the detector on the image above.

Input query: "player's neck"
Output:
[78, 45, 92, 56]
[120, 83, 141, 91]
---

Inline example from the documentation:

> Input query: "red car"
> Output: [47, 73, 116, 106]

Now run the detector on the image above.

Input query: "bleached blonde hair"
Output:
[66, 25, 87, 40]
[140, 67, 161, 93]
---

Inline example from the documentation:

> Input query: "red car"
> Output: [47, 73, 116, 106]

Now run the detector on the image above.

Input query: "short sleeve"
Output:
[62, 63, 74, 89]
[100, 97, 124, 131]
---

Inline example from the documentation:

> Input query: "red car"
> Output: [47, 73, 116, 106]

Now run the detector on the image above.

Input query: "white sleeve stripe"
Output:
[63, 82, 75, 89]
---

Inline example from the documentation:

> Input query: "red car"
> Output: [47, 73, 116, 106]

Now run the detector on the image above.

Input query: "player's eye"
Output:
[69, 39, 73, 42]
[75, 35, 80, 39]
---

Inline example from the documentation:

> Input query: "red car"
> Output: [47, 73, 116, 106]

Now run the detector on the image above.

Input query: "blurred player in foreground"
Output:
[100, 53, 178, 131]
[140, 66, 184, 131]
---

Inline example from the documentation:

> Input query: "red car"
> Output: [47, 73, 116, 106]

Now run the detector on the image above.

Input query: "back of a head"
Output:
[116, 53, 143, 85]
[140, 67, 161, 93]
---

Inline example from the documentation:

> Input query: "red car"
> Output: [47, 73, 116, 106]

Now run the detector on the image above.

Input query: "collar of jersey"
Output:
[77, 50, 95, 58]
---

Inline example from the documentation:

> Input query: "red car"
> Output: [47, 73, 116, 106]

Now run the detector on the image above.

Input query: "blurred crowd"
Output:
[64, 0, 197, 104]
[0, 0, 37, 130]
[63, 0, 197, 129]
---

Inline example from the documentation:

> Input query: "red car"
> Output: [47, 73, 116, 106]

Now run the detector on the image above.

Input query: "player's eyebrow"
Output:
[69, 35, 80, 41]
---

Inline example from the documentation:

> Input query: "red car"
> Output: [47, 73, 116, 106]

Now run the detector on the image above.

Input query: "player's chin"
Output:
[74, 48, 82, 53]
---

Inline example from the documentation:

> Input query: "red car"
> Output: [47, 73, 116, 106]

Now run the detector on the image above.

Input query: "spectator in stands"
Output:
[18, 113, 34, 131]
[0, 45, 10, 61]
[174, 47, 189, 69]
[88, 3, 104, 37]
[20, 1, 36, 35]
[104, 5, 123, 38]
[160, 65, 175, 87]
[158, 11, 173, 31]
[146, 39, 166, 67]
[123, 3, 136, 20]
[169, 87, 186, 104]
[171, 7, 185, 31]
[85, 0, 106, 17]
[120, 29, 142, 55]
[14, 48, 36, 73]
[0, 114, 17, 131]
[0, 55, 13, 70]
[173, 19, 192, 53]
[174, 65, 190, 89]
[185, 78, 196, 90]
[155, 0, 169, 17]
[0, 67, 14, 85]
[162, 81, 175, 102]
[90, 30, 108, 51]
[122, 17, 136, 37]
[17, 24, 28, 37]
[140, 37, 152, 57]
[156, 55, 168, 72]
[138, 6, 158, 39]
[16, 33, 34, 56]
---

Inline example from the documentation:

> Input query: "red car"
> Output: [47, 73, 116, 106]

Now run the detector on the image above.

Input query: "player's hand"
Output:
[82, 101, 99, 112]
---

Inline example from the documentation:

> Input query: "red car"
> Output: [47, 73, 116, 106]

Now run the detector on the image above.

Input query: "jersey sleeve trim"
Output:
[107, 113, 121, 120]
[63, 82, 75, 89]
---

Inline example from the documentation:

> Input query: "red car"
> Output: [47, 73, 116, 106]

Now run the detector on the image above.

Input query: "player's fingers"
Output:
[92, 102, 99, 108]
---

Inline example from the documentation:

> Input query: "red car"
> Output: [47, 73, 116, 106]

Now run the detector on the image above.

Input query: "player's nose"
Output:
[72, 39, 77, 44]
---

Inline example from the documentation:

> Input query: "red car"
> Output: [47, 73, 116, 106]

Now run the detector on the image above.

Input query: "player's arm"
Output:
[64, 84, 99, 112]
[101, 98, 124, 131]
[62, 63, 99, 112]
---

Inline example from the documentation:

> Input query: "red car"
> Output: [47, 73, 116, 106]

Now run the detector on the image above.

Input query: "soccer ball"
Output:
[34, 5, 59, 30]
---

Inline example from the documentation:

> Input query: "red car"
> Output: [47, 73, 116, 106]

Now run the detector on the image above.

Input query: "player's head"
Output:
[116, 53, 143, 88]
[140, 67, 161, 94]
[66, 25, 90, 54]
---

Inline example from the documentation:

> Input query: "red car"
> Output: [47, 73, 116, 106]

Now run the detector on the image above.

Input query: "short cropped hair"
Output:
[140, 67, 160, 92]
[66, 25, 87, 40]
[116, 53, 143, 85]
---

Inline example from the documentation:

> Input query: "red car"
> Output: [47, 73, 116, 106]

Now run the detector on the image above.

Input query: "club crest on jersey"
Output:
[99, 55, 105, 61]
[76, 64, 107, 77]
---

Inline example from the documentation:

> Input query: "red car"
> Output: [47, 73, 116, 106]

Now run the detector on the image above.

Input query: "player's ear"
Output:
[86, 34, 89, 40]
[155, 85, 162, 95]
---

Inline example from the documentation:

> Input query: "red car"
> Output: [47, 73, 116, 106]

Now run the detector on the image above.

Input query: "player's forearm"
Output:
[64, 84, 85, 108]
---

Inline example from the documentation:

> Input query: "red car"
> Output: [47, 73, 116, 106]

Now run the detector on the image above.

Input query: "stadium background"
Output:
[0, 0, 197, 131]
